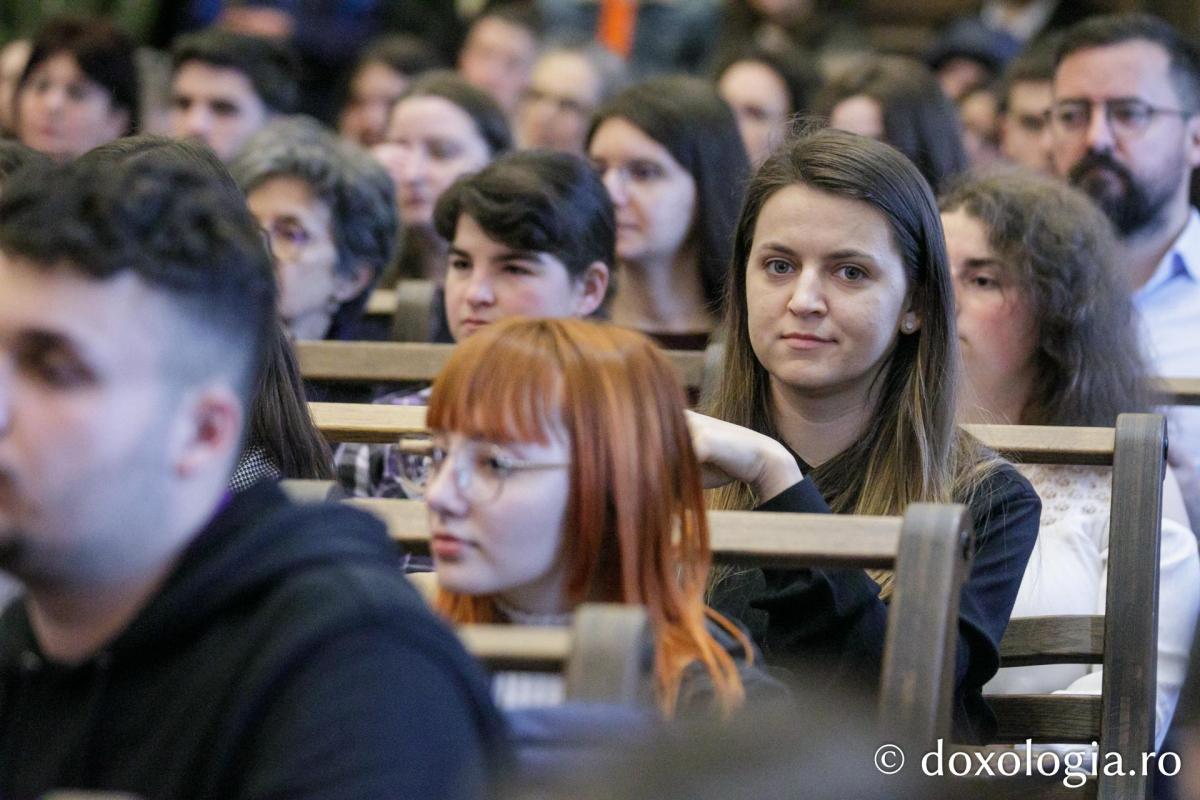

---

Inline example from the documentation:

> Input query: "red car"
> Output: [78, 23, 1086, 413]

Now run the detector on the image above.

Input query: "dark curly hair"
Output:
[940, 169, 1151, 426]
[0, 157, 275, 403]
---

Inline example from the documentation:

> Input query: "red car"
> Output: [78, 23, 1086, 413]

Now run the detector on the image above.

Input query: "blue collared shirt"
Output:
[1135, 208, 1200, 528]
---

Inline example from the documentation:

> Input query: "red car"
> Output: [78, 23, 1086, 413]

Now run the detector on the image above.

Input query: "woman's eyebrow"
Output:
[824, 248, 877, 262]
[962, 257, 1002, 270]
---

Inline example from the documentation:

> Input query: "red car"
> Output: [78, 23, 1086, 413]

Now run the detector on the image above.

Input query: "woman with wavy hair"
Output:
[691, 128, 1040, 743]
[940, 169, 1199, 748]
[397, 317, 775, 716]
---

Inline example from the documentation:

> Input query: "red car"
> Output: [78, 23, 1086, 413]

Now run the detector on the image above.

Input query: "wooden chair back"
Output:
[971, 413, 1167, 800]
[460, 604, 654, 705]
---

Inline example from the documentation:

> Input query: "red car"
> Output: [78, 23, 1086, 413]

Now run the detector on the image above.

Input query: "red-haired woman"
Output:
[395, 317, 778, 717]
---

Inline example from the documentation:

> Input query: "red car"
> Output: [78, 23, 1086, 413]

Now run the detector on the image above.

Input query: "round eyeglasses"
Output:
[389, 433, 569, 504]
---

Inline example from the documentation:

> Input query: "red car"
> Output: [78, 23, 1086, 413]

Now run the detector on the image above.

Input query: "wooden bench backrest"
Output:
[304, 328, 1199, 408]
[305, 402, 1129, 462]
[1151, 377, 1200, 407]
[979, 413, 1166, 800]
[459, 604, 653, 704]
[341, 495, 974, 751]
[297, 340, 712, 394]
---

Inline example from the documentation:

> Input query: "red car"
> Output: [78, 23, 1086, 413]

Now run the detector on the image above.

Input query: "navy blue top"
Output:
[710, 459, 1040, 743]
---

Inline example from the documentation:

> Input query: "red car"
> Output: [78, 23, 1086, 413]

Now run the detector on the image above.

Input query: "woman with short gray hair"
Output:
[233, 117, 398, 342]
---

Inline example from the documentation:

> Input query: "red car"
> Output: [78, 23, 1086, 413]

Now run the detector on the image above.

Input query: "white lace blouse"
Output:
[984, 464, 1200, 748]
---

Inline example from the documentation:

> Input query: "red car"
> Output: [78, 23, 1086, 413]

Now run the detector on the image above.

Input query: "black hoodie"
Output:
[0, 482, 509, 800]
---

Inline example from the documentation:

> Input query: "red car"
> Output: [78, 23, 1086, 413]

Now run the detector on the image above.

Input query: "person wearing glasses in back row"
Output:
[1049, 14, 1200, 530]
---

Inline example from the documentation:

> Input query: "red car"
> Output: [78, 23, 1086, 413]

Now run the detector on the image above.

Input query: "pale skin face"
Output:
[426, 430, 571, 615]
[745, 183, 918, 408]
[170, 61, 271, 162]
[16, 52, 128, 162]
[941, 209, 1039, 423]
[246, 175, 371, 342]
[444, 214, 608, 341]
[588, 117, 697, 268]
[385, 95, 493, 227]
[829, 94, 884, 141]
[719, 60, 792, 167]
[458, 16, 537, 114]
[1000, 80, 1055, 174]
[0, 257, 240, 592]
[339, 61, 411, 148]
[1051, 40, 1200, 236]
[515, 51, 602, 154]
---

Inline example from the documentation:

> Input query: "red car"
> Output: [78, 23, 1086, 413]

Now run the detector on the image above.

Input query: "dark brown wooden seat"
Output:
[971, 413, 1167, 800]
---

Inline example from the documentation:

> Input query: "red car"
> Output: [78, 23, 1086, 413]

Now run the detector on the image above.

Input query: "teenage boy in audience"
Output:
[334, 149, 611, 498]
[0, 157, 507, 799]
[1050, 14, 1200, 528]
[997, 37, 1056, 173]
[169, 29, 299, 162]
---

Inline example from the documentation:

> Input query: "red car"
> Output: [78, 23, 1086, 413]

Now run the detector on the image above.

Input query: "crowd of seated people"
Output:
[1, 4, 1200, 798]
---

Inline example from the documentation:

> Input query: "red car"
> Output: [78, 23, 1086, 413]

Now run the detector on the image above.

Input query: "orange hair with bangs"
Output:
[428, 317, 748, 717]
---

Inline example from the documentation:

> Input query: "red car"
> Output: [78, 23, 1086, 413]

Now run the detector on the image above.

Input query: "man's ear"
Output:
[1186, 113, 1200, 170]
[332, 263, 374, 303]
[170, 384, 245, 479]
[572, 261, 610, 317]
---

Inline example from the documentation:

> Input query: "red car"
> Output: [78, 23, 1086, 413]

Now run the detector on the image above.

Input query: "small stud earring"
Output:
[901, 318, 916, 334]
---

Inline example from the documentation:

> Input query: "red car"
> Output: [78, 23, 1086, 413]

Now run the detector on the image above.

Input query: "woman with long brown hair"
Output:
[692, 128, 1040, 743]
[395, 317, 776, 717]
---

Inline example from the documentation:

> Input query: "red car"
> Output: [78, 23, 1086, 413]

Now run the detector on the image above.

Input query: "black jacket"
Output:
[0, 482, 509, 800]
[711, 462, 1040, 744]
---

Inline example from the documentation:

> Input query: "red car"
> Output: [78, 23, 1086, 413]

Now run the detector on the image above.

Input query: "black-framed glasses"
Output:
[1050, 98, 1194, 138]
[389, 433, 569, 503]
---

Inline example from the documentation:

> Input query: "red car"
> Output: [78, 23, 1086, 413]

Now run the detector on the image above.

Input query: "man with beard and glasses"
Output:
[1051, 14, 1200, 529]
[0, 157, 507, 799]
